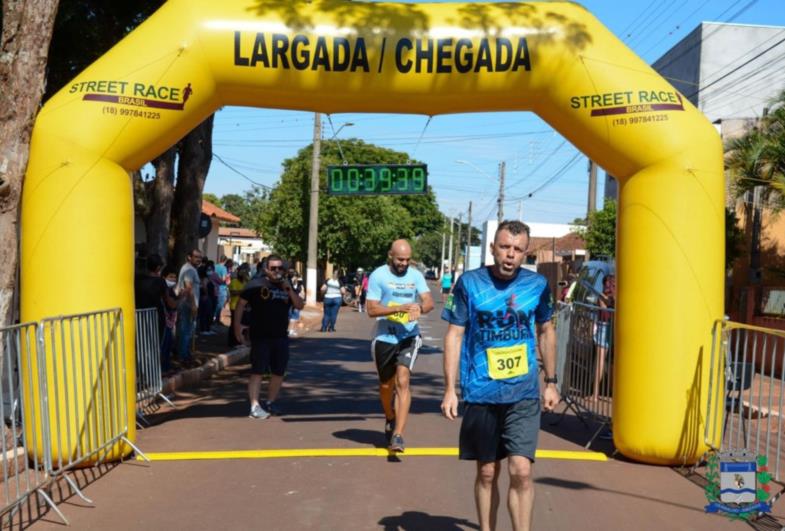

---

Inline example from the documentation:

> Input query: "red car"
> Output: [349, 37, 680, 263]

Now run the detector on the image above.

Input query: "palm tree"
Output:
[726, 90, 785, 211]
[725, 90, 785, 285]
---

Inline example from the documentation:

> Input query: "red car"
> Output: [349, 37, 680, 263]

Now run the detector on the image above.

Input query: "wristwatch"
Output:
[544, 376, 558, 385]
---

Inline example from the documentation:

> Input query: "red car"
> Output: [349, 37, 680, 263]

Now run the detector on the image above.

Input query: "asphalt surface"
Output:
[27, 285, 766, 530]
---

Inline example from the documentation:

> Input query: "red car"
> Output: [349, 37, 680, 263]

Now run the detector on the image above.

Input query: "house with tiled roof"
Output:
[218, 226, 270, 265]
[200, 199, 242, 262]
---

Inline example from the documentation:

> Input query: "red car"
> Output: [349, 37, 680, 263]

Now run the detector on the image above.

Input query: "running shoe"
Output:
[249, 404, 270, 419]
[389, 434, 405, 453]
[264, 400, 282, 416]
[384, 418, 395, 442]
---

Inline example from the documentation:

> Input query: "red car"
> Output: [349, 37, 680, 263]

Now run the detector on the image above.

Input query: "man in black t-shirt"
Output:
[234, 254, 304, 419]
[135, 254, 168, 334]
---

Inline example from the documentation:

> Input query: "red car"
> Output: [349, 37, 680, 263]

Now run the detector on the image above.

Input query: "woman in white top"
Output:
[320, 271, 346, 332]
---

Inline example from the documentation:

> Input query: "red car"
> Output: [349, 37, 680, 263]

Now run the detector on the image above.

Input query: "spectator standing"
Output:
[197, 265, 215, 335]
[176, 249, 202, 364]
[592, 274, 616, 403]
[228, 264, 251, 347]
[160, 265, 179, 374]
[288, 269, 304, 337]
[213, 256, 231, 325]
[355, 268, 367, 313]
[134, 253, 167, 328]
[440, 269, 453, 303]
[320, 270, 345, 332]
[135, 255, 178, 372]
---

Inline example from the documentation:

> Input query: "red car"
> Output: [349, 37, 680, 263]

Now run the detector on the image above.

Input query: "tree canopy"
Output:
[45, 0, 164, 100]
[577, 199, 616, 259]
[257, 139, 443, 269]
[217, 188, 268, 228]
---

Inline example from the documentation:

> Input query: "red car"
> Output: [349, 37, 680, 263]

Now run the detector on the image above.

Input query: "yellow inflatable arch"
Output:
[23, 0, 723, 465]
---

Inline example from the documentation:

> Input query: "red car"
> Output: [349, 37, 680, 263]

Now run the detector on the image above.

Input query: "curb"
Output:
[156, 305, 322, 395]
[157, 305, 325, 397]
[161, 346, 249, 396]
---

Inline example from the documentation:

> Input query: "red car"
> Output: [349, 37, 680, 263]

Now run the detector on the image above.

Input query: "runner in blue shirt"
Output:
[441, 220, 558, 531]
[366, 239, 434, 453]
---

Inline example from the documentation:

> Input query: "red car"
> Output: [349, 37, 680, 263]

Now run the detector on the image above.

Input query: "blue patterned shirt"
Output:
[441, 267, 553, 403]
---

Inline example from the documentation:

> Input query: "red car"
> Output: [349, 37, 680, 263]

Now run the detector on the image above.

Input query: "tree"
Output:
[170, 116, 215, 265]
[44, 0, 164, 100]
[726, 91, 785, 211]
[202, 192, 221, 206]
[257, 139, 441, 269]
[413, 230, 445, 268]
[577, 199, 616, 259]
[0, 1, 61, 327]
[145, 148, 177, 261]
[220, 188, 268, 228]
[725, 207, 745, 271]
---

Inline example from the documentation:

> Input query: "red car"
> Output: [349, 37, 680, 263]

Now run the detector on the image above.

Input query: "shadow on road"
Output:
[378, 511, 479, 530]
[332, 428, 386, 447]
[143, 336, 445, 424]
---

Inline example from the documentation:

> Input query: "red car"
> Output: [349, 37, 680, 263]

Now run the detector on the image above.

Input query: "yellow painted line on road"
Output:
[138, 448, 607, 462]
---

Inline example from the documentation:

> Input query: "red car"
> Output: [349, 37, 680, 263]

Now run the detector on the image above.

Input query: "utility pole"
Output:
[497, 161, 506, 223]
[439, 224, 446, 278]
[306, 113, 321, 305]
[587, 159, 597, 218]
[454, 212, 463, 273]
[465, 201, 472, 270]
[447, 216, 454, 271]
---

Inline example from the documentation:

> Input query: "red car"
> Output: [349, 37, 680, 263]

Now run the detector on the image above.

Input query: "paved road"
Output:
[30, 286, 757, 530]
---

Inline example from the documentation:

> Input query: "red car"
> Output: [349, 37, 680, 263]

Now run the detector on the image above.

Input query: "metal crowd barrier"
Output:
[38, 309, 146, 509]
[554, 302, 572, 389]
[135, 309, 174, 426]
[552, 302, 615, 448]
[0, 322, 63, 525]
[704, 319, 785, 500]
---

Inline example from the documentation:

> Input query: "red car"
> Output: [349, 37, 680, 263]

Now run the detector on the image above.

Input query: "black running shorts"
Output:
[371, 336, 422, 382]
[250, 337, 289, 376]
[459, 399, 541, 462]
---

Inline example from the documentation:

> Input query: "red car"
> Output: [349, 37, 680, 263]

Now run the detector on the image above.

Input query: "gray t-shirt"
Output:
[177, 262, 200, 309]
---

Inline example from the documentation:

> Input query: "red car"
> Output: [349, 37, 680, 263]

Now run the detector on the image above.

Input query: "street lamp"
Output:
[455, 159, 494, 180]
[330, 122, 354, 140]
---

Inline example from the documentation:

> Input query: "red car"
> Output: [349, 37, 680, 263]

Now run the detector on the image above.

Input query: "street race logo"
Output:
[70, 80, 194, 120]
[704, 450, 772, 520]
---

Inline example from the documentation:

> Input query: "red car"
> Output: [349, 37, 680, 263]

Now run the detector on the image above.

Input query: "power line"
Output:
[686, 33, 785, 99]
[652, 0, 756, 70]
[504, 139, 569, 191]
[506, 153, 584, 202]
[639, 0, 714, 57]
[626, 0, 685, 50]
[618, 0, 663, 42]
[212, 152, 274, 191]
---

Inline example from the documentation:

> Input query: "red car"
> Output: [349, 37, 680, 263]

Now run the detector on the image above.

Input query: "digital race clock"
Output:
[326, 164, 428, 196]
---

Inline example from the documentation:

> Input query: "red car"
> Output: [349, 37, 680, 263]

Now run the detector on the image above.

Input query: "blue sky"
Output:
[204, 0, 785, 226]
